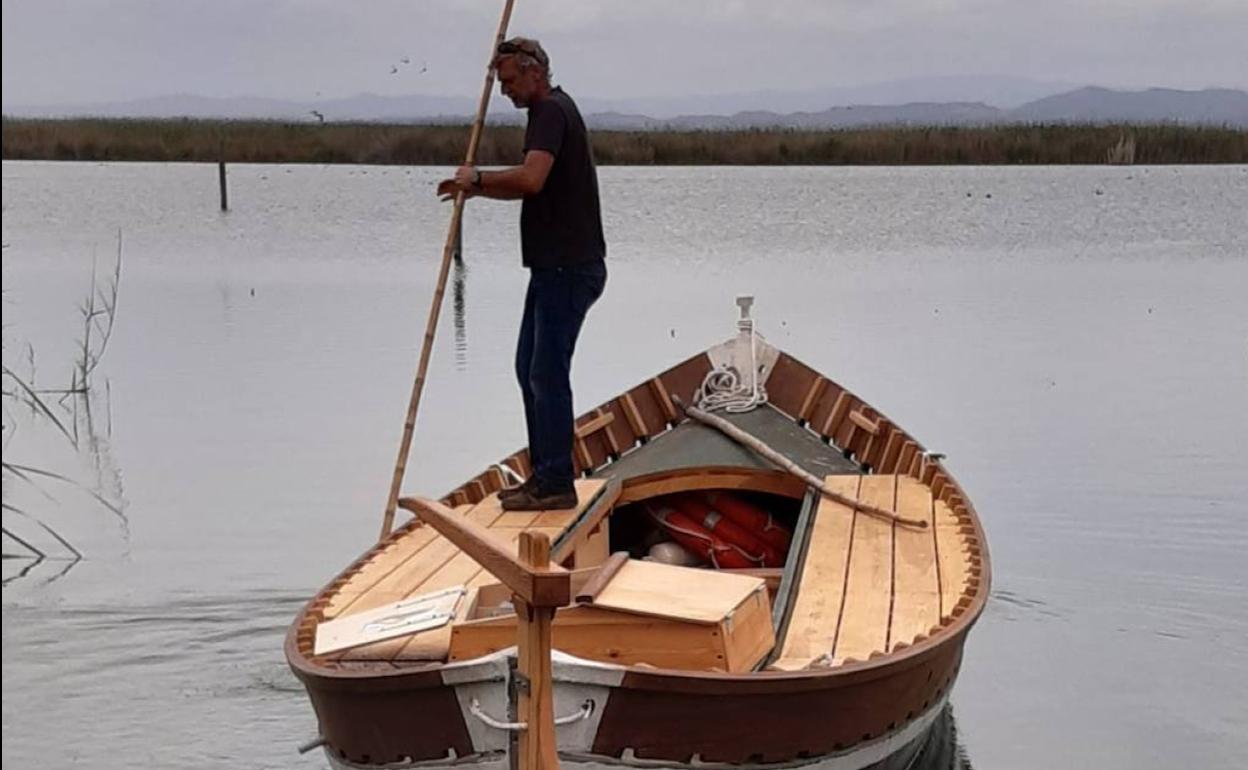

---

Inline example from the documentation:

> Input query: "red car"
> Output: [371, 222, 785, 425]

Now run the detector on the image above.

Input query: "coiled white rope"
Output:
[694, 325, 767, 413]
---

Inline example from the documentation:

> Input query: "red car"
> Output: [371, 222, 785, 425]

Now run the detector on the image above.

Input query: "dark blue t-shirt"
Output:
[520, 87, 606, 268]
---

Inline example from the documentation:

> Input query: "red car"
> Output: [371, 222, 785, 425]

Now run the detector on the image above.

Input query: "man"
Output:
[438, 37, 607, 512]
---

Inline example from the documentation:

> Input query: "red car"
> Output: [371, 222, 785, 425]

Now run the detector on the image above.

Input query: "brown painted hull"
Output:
[592, 643, 964, 763]
[289, 627, 967, 767]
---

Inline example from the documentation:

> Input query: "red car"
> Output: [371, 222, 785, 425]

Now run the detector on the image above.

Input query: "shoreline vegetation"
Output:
[2, 118, 1246, 165]
[2, 233, 127, 584]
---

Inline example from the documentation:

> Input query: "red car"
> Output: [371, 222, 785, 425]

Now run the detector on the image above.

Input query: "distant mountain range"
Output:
[595, 88, 1248, 130]
[5, 85, 1246, 130]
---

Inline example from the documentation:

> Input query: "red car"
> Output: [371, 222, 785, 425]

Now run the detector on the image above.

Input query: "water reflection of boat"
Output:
[911, 705, 975, 769]
[286, 299, 990, 770]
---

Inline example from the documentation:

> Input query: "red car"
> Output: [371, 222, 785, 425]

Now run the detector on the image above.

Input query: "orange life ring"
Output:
[670, 494, 785, 568]
[703, 491, 792, 553]
[646, 503, 762, 569]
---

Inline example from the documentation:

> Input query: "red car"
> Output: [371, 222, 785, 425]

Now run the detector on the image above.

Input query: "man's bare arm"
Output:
[437, 151, 554, 201]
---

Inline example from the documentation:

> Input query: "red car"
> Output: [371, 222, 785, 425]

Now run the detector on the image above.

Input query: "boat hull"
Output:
[288, 627, 967, 769]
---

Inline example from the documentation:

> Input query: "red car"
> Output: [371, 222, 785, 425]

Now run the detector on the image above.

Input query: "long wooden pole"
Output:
[673, 396, 929, 529]
[380, 0, 516, 540]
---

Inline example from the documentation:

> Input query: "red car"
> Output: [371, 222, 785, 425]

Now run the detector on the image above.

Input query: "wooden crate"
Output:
[449, 561, 775, 672]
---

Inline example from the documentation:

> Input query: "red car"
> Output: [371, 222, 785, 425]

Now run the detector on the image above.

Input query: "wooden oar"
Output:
[671, 396, 929, 529]
[380, 0, 517, 541]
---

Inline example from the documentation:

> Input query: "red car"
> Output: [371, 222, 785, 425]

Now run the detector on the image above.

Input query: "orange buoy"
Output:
[704, 491, 792, 553]
[646, 503, 761, 569]
[670, 494, 785, 567]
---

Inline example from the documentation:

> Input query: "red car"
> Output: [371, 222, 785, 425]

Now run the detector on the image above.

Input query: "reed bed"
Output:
[3, 118, 1245, 165]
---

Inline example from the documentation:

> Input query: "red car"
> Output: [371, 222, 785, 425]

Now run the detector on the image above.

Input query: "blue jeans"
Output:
[515, 260, 607, 493]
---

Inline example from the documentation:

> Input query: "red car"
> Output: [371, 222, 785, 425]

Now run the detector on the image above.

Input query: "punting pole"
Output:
[380, 0, 517, 540]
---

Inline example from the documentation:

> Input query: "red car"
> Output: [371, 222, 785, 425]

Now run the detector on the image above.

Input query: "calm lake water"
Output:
[2, 161, 1246, 769]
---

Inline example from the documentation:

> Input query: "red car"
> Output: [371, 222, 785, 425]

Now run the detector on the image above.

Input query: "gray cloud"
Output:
[3, 0, 1245, 107]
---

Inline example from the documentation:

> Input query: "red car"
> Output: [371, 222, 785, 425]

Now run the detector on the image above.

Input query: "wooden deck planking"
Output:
[331, 481, 602, 662]
[832, 475, 897, 664]
[320, 530, 437, 618]
[331, 499, 522, 660]
[390, 526, 565, 661]
[338, 499, 509, 617]
[768, 475, 859, 671]
[934, 496, 968, 618]
[490, 511, 543, 528]
[334, 487, 566, 617]
[417, 529, 523, 595]
[889, 476, 940, 650]
[343, 526, 566, 662]
[321, 505, 473, 618]
[338, 531, 468, 616]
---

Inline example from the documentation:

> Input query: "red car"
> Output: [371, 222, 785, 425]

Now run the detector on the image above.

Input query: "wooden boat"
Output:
[286, 300, 990, 770]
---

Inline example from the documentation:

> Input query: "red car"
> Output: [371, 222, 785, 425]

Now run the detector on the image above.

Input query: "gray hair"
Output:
[493, 37, 553, 82]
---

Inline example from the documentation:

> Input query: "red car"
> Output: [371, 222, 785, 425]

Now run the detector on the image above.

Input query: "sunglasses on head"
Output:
[497, 40, 545, 62]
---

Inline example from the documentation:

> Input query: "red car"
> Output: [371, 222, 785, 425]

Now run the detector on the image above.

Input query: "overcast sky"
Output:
[3, 0, 1246, 107]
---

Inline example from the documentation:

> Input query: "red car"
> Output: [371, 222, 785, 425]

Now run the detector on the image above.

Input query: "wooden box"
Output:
[449, 560, 774, 672]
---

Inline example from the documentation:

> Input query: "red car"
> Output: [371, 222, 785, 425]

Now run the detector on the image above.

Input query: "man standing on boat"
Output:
[438, 37, 607, 512]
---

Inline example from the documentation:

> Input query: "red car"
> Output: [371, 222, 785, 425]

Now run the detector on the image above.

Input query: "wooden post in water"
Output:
[218, 138, 228, 212]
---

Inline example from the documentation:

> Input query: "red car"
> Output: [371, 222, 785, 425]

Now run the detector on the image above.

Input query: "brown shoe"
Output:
[500, 486, 578, 512]
[498, 477, 536, 502]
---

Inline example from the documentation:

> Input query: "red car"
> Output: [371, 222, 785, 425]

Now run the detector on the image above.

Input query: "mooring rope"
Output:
[694, 325, 767, 413]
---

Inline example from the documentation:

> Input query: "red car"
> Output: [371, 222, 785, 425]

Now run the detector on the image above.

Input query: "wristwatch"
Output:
[472, 169, 483, 189]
